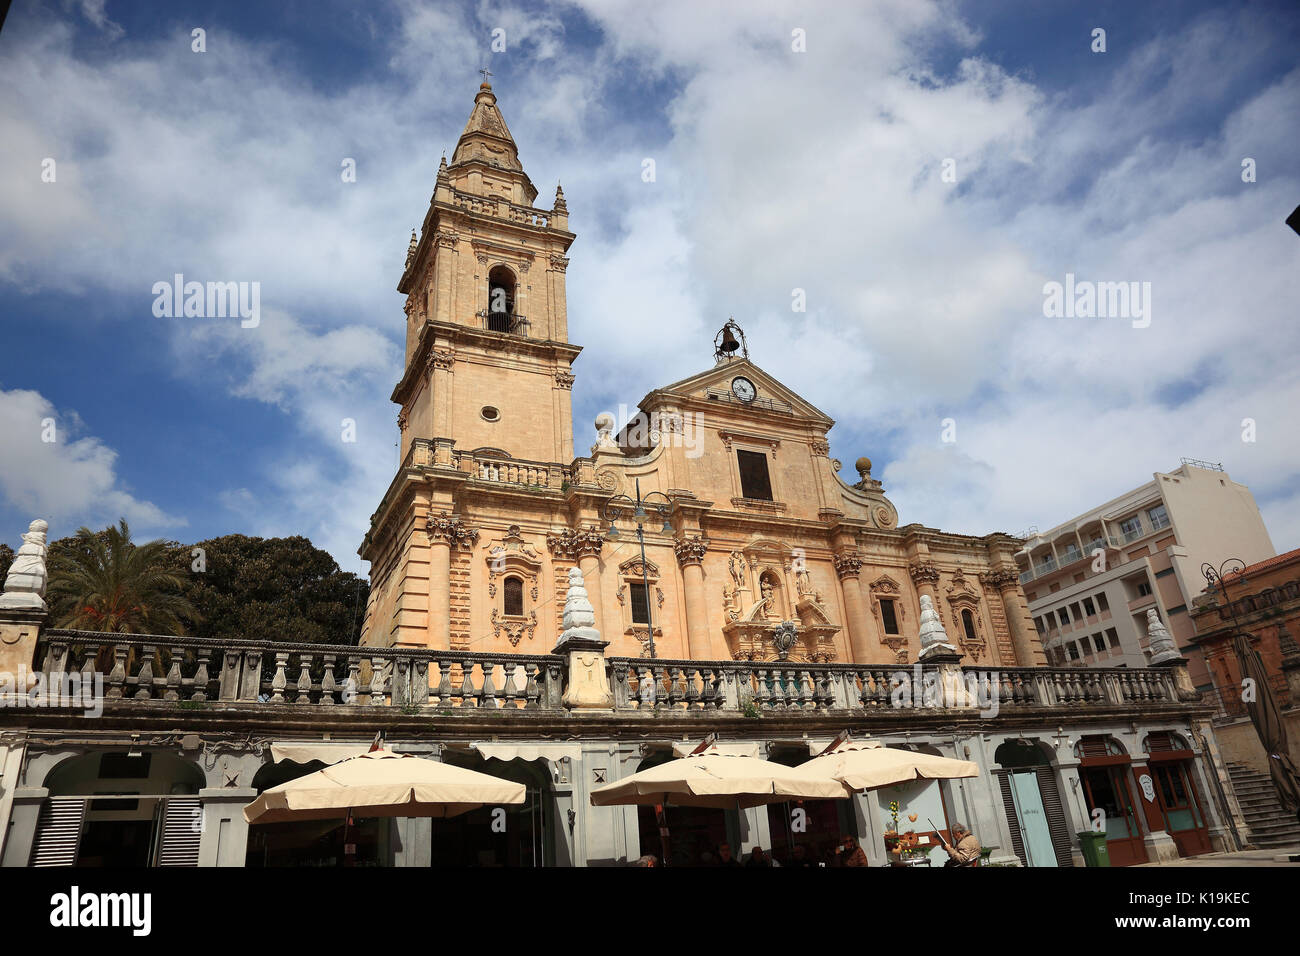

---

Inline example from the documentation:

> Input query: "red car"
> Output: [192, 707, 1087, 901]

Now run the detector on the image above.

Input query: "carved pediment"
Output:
[618, 556, 660, 579]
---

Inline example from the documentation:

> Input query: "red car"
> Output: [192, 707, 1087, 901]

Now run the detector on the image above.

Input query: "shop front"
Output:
[1075, 736, 1148, 866]
[1141, 731, 1213, 858]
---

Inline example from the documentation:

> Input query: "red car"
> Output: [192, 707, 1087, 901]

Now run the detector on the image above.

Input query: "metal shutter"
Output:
[996, 772, 1027, 866]
[156, 797, 203, 867]
[1034, 766, 1076, 867]
[29, 798, 86, 867]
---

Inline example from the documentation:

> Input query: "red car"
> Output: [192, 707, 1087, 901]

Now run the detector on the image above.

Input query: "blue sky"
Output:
[1, 0, 1298, 570]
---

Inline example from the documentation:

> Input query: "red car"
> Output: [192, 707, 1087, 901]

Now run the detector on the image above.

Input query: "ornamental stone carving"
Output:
[810, 439, 830, 457]
[427, 512, 479, 549]
[908, 560, 940, 585]
[427, 348, 456, 371]
[546, 527, 605, 559]
[673, 537, 708, 566]
[980, 568, 1021, 591]
[833, 551, 863, 579]
[554, 370, 576, 389]
[549, 254, 569, 272]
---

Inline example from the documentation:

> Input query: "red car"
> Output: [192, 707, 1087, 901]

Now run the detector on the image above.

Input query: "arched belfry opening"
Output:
[486, 266, 517, 332]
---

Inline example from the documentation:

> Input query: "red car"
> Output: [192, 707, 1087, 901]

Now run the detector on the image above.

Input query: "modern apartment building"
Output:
[1014, 460, 1275, 690]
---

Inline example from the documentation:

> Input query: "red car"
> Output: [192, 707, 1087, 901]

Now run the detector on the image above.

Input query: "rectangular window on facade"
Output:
[629, 582, 650, 625]
[1147, 504, 1170, 530]
[1097, 592, 1110, 613]
[1093, 634, 1106, 653]
[737, 450, 774, 501]
[1136, 580, 1152, 598]
[1070, 602, 1083, 622]
[1106, 628, 1119, 648]
[1034, 616, 1046, 636]
[880, 598, 900, 635]
[1083, 597, 1096, 616]
[1120, 515, 1144, 542]
[1058, 607, 1070, 626]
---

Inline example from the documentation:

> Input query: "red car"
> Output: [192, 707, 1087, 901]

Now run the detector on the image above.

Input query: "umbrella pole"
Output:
[341, 808, 355, 868]
[655, 803, 672, 868]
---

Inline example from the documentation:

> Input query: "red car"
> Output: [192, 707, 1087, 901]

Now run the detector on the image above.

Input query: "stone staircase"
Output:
[1226, 762, 1300, 849]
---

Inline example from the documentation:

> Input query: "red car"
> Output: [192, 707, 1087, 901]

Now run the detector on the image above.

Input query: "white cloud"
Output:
[0, 387, 184, 533]
[0, 0, 1296, 568]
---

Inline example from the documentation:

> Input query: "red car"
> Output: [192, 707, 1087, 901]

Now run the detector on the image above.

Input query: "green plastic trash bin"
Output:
[1077, 831, 1110, 867]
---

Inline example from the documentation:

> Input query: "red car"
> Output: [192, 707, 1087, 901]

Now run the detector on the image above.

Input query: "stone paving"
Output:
[1133, 847, 1300, 867]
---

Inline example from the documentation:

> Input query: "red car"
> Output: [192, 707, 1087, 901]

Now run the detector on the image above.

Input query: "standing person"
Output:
[715, 842, 740, 867]
[940, 824, 980, 867]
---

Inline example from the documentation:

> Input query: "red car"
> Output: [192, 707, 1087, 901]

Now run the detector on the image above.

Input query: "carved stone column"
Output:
[985, 568, 1042, 666]
[674, 537, 711, 659]
[426, 512, 477, 650]
[834, 551, 872, 663]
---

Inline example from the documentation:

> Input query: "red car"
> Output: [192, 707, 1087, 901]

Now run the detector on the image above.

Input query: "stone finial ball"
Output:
[595, 412, 615, 434]
[856, 456, 872, 475]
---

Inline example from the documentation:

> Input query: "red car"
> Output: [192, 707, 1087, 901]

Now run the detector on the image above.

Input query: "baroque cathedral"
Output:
[358, 80, 1045, 672]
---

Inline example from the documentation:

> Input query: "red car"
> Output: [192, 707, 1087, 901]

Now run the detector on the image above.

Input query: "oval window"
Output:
[481, 406, 500, 422]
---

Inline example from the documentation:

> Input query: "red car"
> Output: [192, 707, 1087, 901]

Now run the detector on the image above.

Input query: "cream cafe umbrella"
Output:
[243, 749, 526, 824]
[801, 739, 978, 794]
[589, 748, 845, 809]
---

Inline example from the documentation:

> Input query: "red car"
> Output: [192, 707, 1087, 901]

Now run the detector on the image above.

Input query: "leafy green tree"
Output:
[0, 542, 13, 582]
[46, 520, 197, 634]
[175, 534, 367, 646]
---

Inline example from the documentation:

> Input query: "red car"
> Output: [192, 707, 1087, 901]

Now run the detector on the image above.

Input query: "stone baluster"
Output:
[294, 654, 314, 704]
[684, 668, 701, 709]
[80, 644, 100, 698]
[368, 658, 387, 706]
[455, 659, 472, 706]
[319, 654, 338, 705]
[135, 645, 156, 700]
[344, 656, 361, 705]
[107, 644, 127, 699]
[524, 662, 541, 709]
[480, 660, 497, 708]
[164, 646, 184, 701]
[269, 652, 289, 703]
[668, 667, 684, 709]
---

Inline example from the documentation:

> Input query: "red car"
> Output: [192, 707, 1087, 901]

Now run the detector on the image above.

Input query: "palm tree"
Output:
[47, 519, 197, 635]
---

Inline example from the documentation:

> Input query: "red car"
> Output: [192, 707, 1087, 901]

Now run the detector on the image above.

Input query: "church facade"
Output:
[359, 80, 1043, 675]
[0, 83, 1245, 870]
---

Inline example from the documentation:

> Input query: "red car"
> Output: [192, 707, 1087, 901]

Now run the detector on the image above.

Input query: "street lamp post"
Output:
[602, 478, 672, 659]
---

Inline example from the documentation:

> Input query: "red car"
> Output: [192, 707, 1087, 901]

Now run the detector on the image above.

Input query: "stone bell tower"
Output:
[393, 80, 579, 465]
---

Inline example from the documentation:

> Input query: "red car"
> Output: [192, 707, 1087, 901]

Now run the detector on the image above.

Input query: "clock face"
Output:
[731, 377, 756, 402]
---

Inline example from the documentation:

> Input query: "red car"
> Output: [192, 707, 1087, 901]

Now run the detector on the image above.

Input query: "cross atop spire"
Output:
[478, 66, 493, 86]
